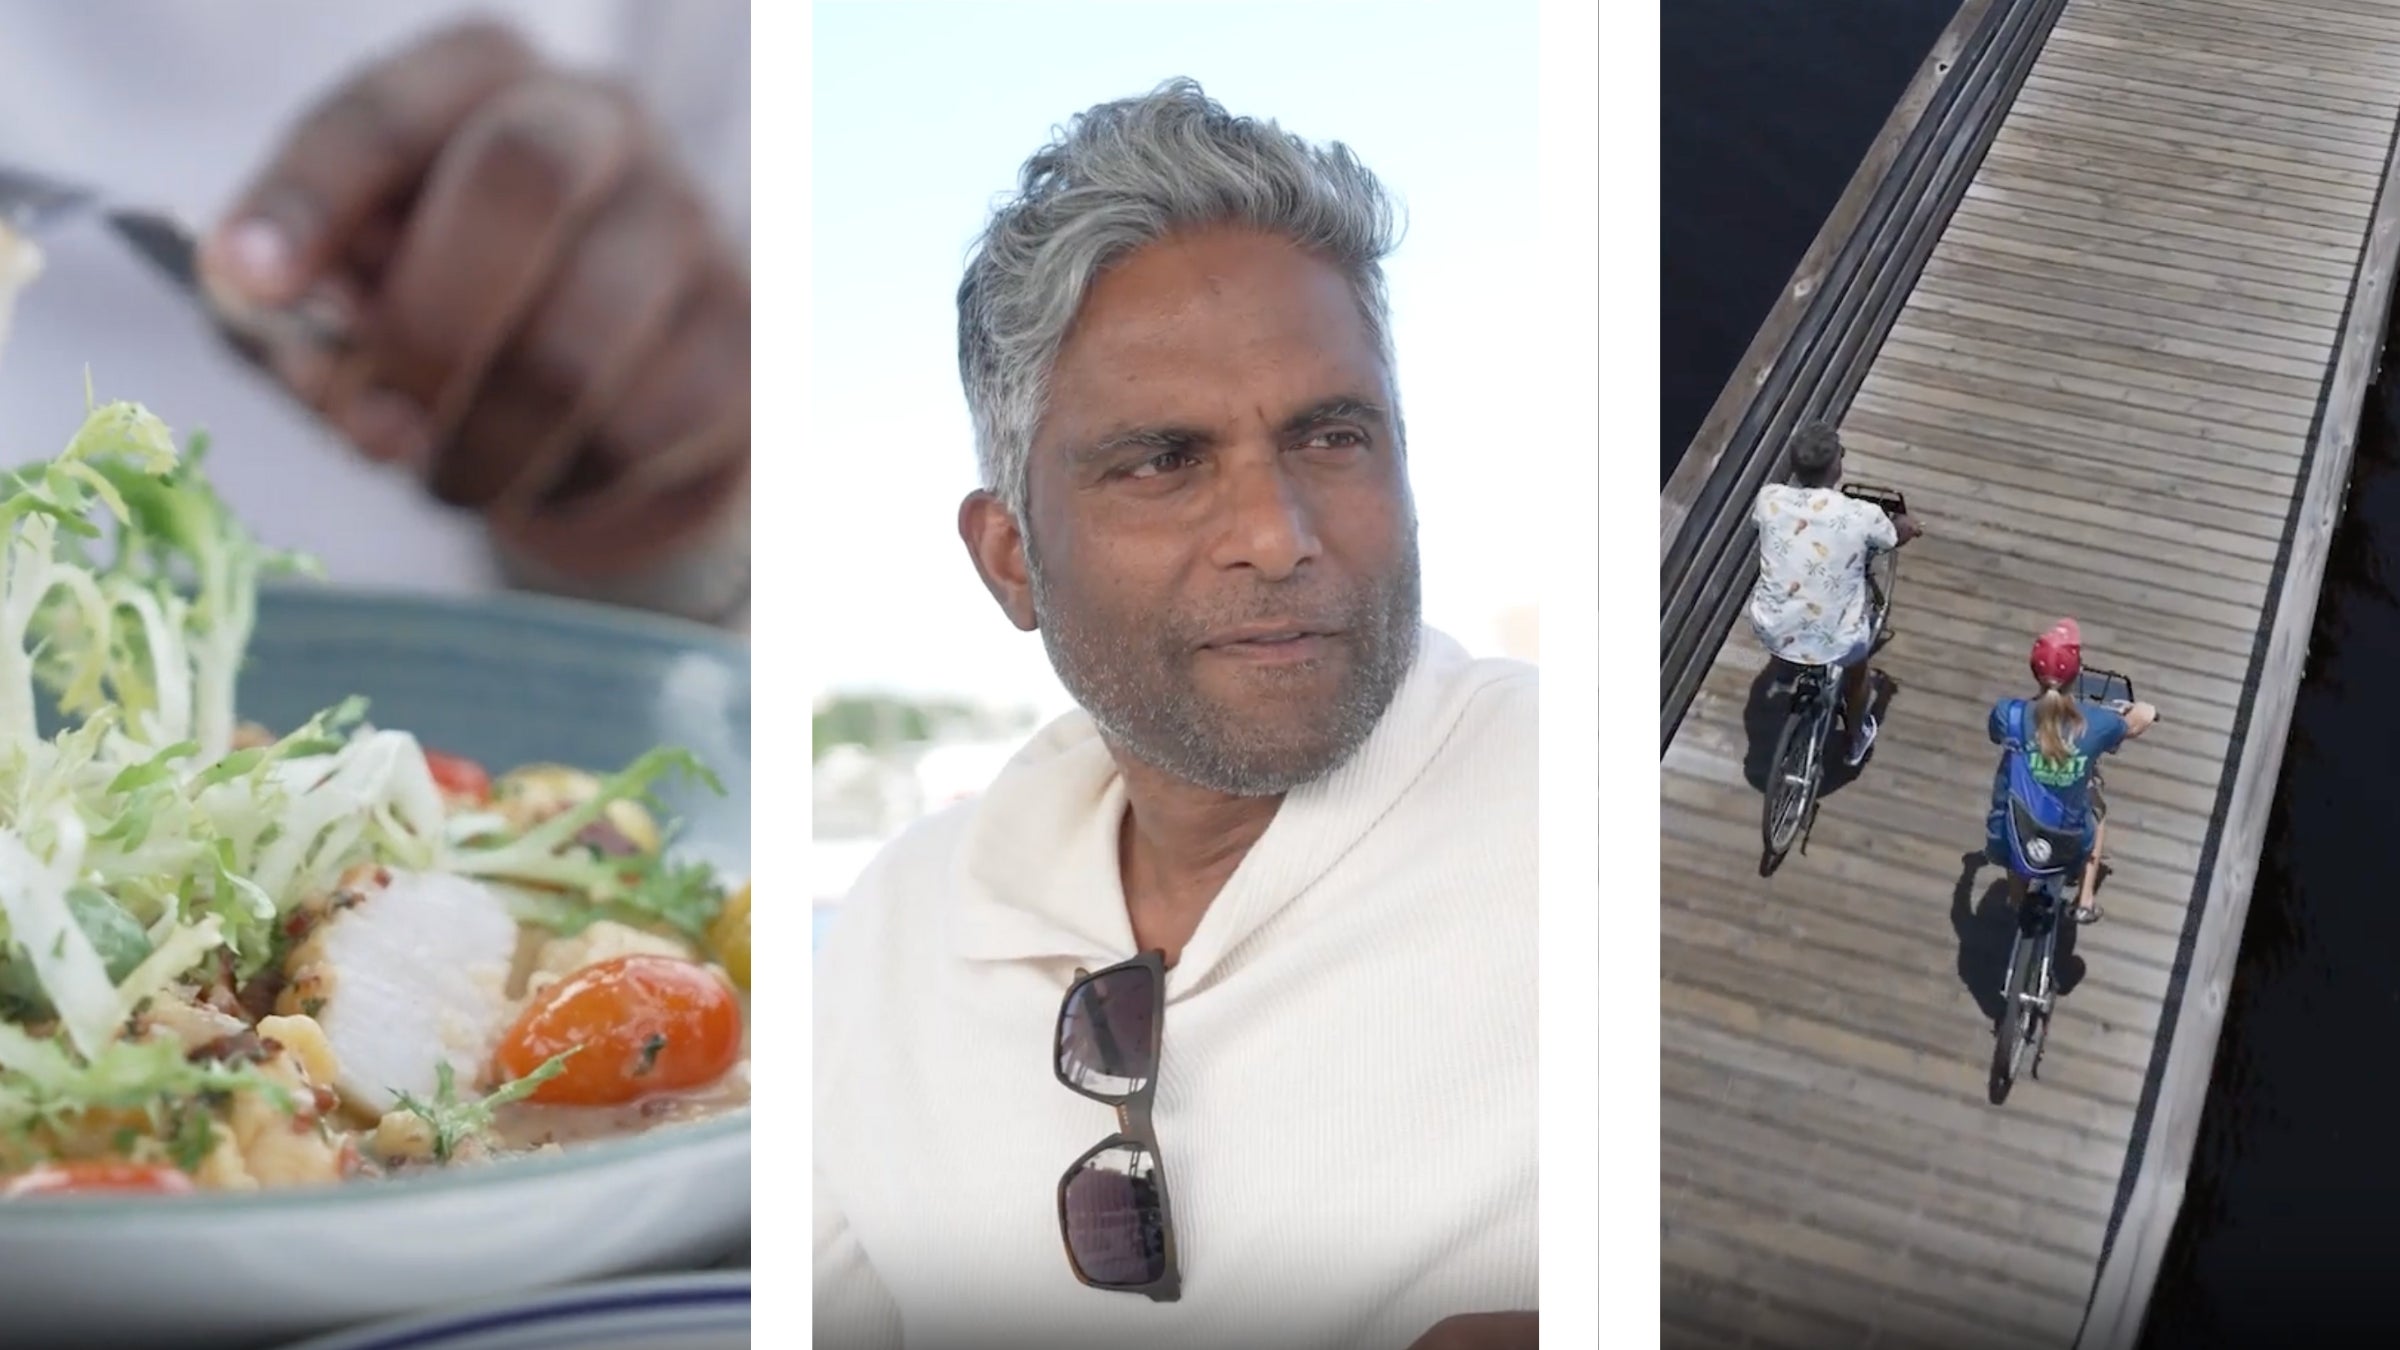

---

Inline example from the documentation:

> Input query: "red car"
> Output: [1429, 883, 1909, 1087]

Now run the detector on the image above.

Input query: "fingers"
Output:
[366, 75, 645, 500]
[545, 257, 749, 514]
[490, 259, 750, 576]
[425, 152, 710, 508]
[200, 21, 537, 308]
[212, 19, 751, 590]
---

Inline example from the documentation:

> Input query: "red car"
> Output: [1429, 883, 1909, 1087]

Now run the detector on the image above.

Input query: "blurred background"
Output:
[0, 0, 748, 595]
[809, 0, 1543, 944]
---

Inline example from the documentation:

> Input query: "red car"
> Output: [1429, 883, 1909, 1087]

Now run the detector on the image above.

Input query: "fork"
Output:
[0, 163, 352, 353]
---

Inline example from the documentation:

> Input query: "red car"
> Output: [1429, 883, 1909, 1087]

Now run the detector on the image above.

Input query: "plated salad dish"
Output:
[0, 396, 750, 1196]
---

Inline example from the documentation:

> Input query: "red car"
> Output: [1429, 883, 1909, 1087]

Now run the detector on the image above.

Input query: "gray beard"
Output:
[1027, 528, 1422, 798]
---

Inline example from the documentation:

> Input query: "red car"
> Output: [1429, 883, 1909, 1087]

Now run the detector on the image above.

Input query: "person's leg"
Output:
[2074, 816, 2108, 924]
[1841, 637, 1877, 764]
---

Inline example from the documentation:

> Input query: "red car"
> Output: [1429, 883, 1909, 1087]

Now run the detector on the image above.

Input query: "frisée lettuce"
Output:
[0, 395, 730, 1145]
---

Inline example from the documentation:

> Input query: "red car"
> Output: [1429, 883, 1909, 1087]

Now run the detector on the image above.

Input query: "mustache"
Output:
[1164, 584, 1388, 649]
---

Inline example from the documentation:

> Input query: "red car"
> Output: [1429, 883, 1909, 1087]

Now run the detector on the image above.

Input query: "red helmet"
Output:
[2030, 619, 2082, 688]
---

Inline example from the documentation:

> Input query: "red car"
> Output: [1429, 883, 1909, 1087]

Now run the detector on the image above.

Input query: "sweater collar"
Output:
[947, 628, 1480, 994]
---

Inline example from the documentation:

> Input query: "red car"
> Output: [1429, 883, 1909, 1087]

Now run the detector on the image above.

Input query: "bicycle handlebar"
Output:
[2077, 668, 2135, 707]
[1841, 483, 1909, 518]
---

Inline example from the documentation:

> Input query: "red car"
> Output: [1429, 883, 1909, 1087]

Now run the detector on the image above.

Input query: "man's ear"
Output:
[960, 489, 1037, 632]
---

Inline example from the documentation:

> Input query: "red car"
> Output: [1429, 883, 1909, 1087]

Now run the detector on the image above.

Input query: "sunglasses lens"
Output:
[1061, 1141, 1170, 1289]
[1057, 964, 1158, 1098]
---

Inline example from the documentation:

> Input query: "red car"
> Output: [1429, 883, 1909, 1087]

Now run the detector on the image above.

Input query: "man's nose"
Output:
[1209, 455, 1320, 581]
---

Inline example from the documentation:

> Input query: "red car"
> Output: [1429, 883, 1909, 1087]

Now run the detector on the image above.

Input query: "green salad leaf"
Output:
[0, 390, 728, 1159]
[0, 395, 446, 1060]
[391, 1053, 573, 1163]
[446, 747, 729, 941]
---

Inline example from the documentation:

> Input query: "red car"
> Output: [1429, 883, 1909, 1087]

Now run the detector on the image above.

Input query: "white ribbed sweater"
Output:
[812, 630, 1538, 1350]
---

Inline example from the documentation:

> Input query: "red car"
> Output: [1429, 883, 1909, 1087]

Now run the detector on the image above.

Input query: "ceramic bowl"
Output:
[0, 588, 752, 1350]
[279, 1272, 750, 1350]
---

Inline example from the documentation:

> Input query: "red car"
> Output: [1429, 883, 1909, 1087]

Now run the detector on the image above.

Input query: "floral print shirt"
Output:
[1745, 484, 1897, 666]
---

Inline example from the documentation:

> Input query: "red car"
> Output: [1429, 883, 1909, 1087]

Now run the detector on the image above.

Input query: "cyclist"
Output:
[1747, 421, 1922, 766]
[1986, 619, 2158, 923]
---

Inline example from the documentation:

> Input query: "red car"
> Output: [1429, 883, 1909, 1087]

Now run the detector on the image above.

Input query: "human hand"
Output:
[1893, 512, 1924, 545]
[1402, 1311, 1538, 1349]
[197, 19, 749, 583]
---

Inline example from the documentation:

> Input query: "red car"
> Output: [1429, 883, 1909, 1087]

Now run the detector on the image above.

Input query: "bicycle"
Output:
[1759, 484, 1907, 865]
[1989, 668, 2138, 1100]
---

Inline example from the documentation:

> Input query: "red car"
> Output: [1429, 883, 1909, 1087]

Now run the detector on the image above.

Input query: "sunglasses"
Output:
[1053, 949, 1181, 1302]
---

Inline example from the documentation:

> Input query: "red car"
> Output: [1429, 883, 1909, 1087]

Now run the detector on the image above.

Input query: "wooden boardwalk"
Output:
[1660, 1, 2400, 1346]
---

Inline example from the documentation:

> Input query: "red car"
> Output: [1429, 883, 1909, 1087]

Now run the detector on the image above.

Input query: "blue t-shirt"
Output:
[1987, 698, 2128, 833]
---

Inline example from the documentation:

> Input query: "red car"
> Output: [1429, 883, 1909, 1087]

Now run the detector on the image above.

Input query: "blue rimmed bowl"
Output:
[279, 1272, 750, 1350]
[0, 588, 751, 1350]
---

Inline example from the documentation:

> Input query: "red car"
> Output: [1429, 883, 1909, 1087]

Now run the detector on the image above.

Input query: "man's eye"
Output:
[1302, 429, 1368, 451]
[1125, 450, 1196, 479]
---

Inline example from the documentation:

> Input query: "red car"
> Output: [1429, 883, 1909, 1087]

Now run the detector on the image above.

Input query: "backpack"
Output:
[1999, 701, 2085, 877]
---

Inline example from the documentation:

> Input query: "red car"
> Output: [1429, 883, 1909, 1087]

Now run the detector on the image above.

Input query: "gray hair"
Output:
[957, 78, 1404, 521]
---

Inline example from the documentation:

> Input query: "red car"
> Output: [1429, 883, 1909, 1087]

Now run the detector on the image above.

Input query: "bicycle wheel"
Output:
[1762, 694, 1821, 856]
[1993, 914, 2042, 1092]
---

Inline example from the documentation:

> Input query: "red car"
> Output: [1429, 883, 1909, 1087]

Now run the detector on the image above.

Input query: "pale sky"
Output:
[808, 0, 1541, 719]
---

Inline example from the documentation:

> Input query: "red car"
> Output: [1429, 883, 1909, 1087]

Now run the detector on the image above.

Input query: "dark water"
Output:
[1660, 0, 1965, 479]
[2137, 361, 2400, 1344]
[1665, 0, 2400, 1339]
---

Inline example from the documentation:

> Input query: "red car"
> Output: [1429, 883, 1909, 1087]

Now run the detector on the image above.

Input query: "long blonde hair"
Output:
[2031, 684, 2085, 765]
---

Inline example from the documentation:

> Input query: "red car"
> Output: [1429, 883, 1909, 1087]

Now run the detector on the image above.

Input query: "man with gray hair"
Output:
[813, 80, 1537, 1350]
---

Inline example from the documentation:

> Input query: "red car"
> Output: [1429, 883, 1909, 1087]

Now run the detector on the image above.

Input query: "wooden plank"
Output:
[1658, 778, 2200, 941]
[1659, 1205, 2027, 1350]
[1661, 1125, 2103, 1300]
[1658, 1045, 2126, 1215]
[1916, 238, 2348, 348]
[2077, 4, 2400, 81]
[1665, 889, 2162, 1068]
[1696, 708, 2225, 868]
[1978, 135, 2375, 225]
[1853, 603, 2248, 733]
[1657, 1266, 1775, 1350]
[1922, 243, 2345, 341]
[1851, 398, 2297, 511]
[1880, 315, 2325, 417]
[1847, 370, 2307, 482]
[2018, 68, 2397, 153]
[2076, 44, 2400, 1350]
[1660, 1010, 2129, 1183]
[1663, 1171, 2086, 1347]
[1664, 866, 2173, 1034]
[1851, 439, 2289, 563]
[2029, 45, 2400, 128]
[1932, 223, 2355, 314]
[1952, 186, 2363, 283]
[2169, 0, 2400, 40]
[1906, 228, 2349, 353]
[2028, 48, 2400, 129]
[2045, 28, 2400, 108]
[2167, 0, 2400, 43]
[1883, 550, 2266, 672]
[1859, 432, 2289, 543]
[1665, 907, 2166, 1075]
[1860, 353, 2311, 457]
[2000, 101, 2387, 192]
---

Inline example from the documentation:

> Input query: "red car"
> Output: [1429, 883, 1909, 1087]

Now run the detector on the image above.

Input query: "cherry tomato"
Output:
[492, 955, 743, 1106]
[1, 1161, 196, 1198]
[423, 750, 492, 803]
